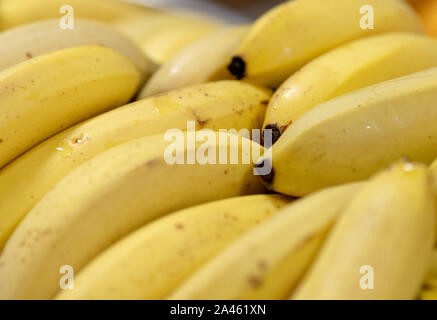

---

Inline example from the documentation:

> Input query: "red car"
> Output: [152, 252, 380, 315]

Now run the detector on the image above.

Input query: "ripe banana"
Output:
[0, 45, 140, 169]
[169, 182, 362, 300]
[0, 0, 158, 30]
[257, 67, 437, 197]
[228, 0, 424, 88]
[293, 161, 435, 300]
[0, 18, 156, 83]
[0, 132, 266, 300]
[0, 80, 270, 251]
[263, 32, 437, 142]
[139, 25, 249, 98]
[55, 194, 290, 300]
[114, 12, 221, 64]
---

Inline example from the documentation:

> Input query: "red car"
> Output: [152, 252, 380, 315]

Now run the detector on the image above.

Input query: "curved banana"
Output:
[263, 32, 437, 142]
[293, 161, 435, 300]
[228, 0, 423, 88]
[0, 0, 158, 30]
[139, 25, 249, 98]
[0, 45, 140, 168]
[256, 67, 437, 197]
[56, 194, 290, 300]
[169, 183, 362, 300]
[0, 80, 271, 251]
[114, 13, 221, 64]
[0, 18, 156, 83]
[0, 132, 265, 300]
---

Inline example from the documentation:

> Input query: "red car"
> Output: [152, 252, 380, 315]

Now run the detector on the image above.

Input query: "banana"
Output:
[0, 18, 156, 83]
[0, 0, 158, 30]
[293, 161, 435, 300]
[256, 67, 437, 197]
[169, 182, 362, 300]
[263, 32, 437, 142]
[139, 25, 249, 98]
[55, 194, 290, 300]
[113, 12, 221, 64]
[135, 17, 220, 64]
[227, 0, 424, 88]
[0, 45, 140, 169]
[0, 80, 270, 251]
[0, 132, 266, 300]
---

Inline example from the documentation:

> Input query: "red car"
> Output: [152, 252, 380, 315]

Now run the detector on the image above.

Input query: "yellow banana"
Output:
[169, 183, 362, 300]
[228, 0, 423, 88]
[139, 25, 249, 98]
[0, 0, 158, 30]
[263, 32, 437, 142]
[0, 45, 140, 168]
[256, 67, 437, 197]
[293, 161, 435, 300]
[0, 18, 156, 83]
[56, 194, 290, 300]
[114, 12, 221, 64]
[0, 80, 270, 251]
[0, 132, 265, 299]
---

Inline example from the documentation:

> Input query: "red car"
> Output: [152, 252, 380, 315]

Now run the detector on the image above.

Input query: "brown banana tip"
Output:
[254, 157, 274, 185]
[263, 124, 282, 145]
[228, 56, 246, 80]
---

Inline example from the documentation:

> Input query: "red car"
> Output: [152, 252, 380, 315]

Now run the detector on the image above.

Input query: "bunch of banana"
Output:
[256, 67, 437, 197]
[140, 25, 249, 97]
[0, 18, 156, 82]
[0, 45, 140, 168]
[0, 81, 271, 251]
[0, 132, 265, 299]
[55, 194, 291, 300]
[294, 161, 435, 299]
[263, 32, 437, 142]
[2, 0, 437, 302]
[227, 0, 424, 87]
